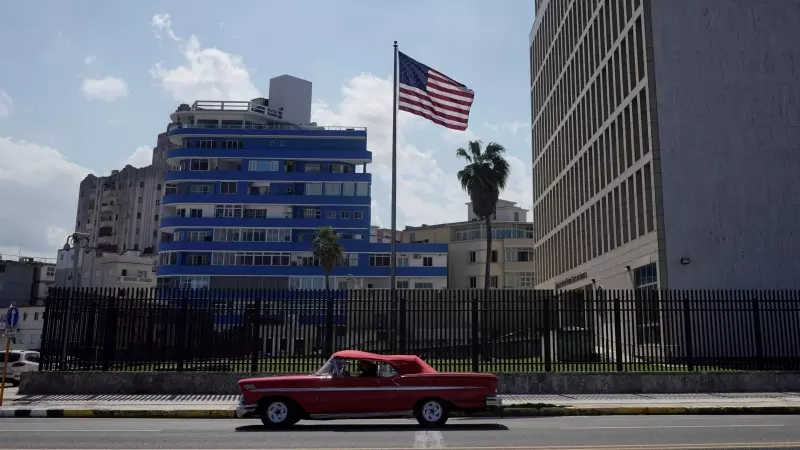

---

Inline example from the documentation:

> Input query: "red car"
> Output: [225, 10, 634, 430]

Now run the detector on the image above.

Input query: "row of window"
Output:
[464, 272, 535, 289]
[157, 275, 440, 291]
[168, 182, 370, 197]
[302, 208, 364, 220]
[369, 254, 435, 267]
[168, 227, 367, 243]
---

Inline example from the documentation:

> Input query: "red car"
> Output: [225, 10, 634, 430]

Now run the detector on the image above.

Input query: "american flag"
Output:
[397, 51, 475, 131]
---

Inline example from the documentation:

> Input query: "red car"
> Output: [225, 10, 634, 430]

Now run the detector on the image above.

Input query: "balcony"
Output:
[160, 216, 370, 230]
[165, 147, 372, 164]
[118, 276, 155, 284]
[156, 264, 447, 278]
[158, 240, 449, 254]
[161, 193, 371, 207]
[164, 170, 371, 183]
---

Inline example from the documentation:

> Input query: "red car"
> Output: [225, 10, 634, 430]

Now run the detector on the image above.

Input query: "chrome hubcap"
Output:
[422, 400, 443, 422]
[266, 401, 289, 423]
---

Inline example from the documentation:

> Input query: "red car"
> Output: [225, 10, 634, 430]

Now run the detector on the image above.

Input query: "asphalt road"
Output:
[1, 415, 800, 449]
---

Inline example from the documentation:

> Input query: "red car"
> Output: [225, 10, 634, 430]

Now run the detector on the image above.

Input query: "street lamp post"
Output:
[60, 232, 91, 370]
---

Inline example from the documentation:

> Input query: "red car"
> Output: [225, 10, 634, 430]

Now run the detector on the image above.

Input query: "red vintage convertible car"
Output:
[236, 350, 501, 428]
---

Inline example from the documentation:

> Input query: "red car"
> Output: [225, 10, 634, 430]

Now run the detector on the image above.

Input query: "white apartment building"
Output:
[0, 306, 45, 350]
[404, 199, 535, 289]
[73, 133, 172, 254]
[54, 248, 157, 289]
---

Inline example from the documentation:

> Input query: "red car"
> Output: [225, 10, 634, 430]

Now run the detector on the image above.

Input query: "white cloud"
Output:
[484, 120, 529, 134]
[0, 137, 92, 258]
[124, 145, 153, 168]
[84, 55, 96, 65]
[149, 14, 260, 102]
[0, 90, 12, 117]
[81, 76, 129, 102]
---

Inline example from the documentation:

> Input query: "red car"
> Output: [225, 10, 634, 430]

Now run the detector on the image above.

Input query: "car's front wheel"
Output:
[260, 399, 299, 428]
[414, 399, 449, 427]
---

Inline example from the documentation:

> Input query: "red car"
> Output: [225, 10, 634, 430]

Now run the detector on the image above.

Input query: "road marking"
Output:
[257, 443, 800, 450]
[560, 424, 785, 430]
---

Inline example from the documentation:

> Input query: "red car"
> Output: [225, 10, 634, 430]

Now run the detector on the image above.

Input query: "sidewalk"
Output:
[4, 388, 800, 418]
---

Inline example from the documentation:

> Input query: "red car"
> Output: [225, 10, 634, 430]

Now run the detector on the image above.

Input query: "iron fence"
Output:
[38, 287, 800, 373]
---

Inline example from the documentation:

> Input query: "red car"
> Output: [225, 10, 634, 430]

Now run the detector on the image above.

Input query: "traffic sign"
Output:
[6, 306, 19, 329]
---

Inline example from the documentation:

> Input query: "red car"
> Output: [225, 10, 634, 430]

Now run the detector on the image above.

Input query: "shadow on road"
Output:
[236, 423, 509, 432]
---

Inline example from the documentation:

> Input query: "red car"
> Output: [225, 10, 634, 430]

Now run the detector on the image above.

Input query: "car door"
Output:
[315, 359, 390, 415]
[24, 352, 39, 373]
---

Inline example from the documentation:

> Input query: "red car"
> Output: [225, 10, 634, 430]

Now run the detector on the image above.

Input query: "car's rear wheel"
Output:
[260, 399, 299, 428]
[414, 399, 449, 427]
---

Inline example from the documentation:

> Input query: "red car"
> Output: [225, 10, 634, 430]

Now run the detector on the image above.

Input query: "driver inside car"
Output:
[358, 360, 378, 377]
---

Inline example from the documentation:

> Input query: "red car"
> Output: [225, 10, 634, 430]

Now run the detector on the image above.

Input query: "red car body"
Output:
[237, 350, 501, 427]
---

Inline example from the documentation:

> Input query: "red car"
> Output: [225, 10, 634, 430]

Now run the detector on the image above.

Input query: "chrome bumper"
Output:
[486, 395, 502, 408]
[236, 395, 258, 418]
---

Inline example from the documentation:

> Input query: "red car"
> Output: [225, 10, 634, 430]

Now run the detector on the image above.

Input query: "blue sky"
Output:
[0, 0, 535, 259]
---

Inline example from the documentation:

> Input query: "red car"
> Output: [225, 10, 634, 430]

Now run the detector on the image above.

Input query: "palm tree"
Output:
[312, 226, 344, 357]
[312, 226, 345, 290]
[456, 140, 510, 366]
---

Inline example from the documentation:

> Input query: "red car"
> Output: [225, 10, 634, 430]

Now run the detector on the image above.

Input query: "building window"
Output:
[414, 282, 433, 289]
[139, 181, 145, 188]
[215, 204, 243, 218]
[397, 257, 409, 267]
[305, 183, 323, 195]
[304, 163, 322, 172]
[220, 182, 237, 194]
[136, 212, 142, 219]
[469, 251, 477, 263]
[340, 211, 350, 219]
[491, 250, 498, 263]
[199, 140, 214, 149]
[634, 263, 661, 345]
[211, 252, 291, 266]
[303, 208, 321, 219]
[157, 184, 161, 190]
[138, 197, 143, 203]
[248, 160, 279, 172]
[223, 140, 243, 149]
[329, 163, 351, 173]
[369, 253, 391, 267]
[340, 253, 359, 267]
[505, 247, 534, 262]
[397, 281, 409, 289]
[154, 214, 159, 221]
[490, 276, 498, 288]
[504, 271, 534, 288]
[46, 266, 55, 277]
[353, 211, 363, 220]
[326, 210, 337, 219]
[469, 277, 477, 288]
[190, 209, 203, 218]
[342, 182, 355, 196]
[324, 183, 342, 196]
[190, 159, 210, 171]
[356, 182, 369, 196]
[423, 256, 433, 267]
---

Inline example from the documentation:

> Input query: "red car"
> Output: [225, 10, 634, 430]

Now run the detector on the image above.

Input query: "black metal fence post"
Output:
[542, 292, 553, 372]
[399, 291, 407, 354]
[613, 295, 624, 372]
[752, 295, 764, 370]
[682, 294, 694, 372]
[250, 292, 262, 373]
[176, 293, 189, 372]
[323, 288, 335, 358]
[471, 292, 479, 372]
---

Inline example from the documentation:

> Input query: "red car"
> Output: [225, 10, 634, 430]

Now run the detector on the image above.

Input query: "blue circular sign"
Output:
[6, 306, 19, 329]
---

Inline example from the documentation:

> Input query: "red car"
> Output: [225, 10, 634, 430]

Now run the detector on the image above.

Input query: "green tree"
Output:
[312, 226, 345, 290]
[312, 226, 344, 357]
[456, 140, 510, 365]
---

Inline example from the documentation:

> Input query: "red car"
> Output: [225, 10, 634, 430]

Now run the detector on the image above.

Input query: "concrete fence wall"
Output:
[18, 371, 800, 396]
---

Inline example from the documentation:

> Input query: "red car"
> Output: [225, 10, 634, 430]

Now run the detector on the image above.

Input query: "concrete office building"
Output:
[74, 133, 172, 254]
[530, 0, 800, 292]
[404, 199, 534, 289]
[0, 257, 55, 308]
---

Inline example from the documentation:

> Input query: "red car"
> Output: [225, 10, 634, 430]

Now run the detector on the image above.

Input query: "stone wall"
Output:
[18, 371, 800, 396]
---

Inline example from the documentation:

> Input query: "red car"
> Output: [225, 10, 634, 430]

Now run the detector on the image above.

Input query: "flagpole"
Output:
[390, 41, 399, 352]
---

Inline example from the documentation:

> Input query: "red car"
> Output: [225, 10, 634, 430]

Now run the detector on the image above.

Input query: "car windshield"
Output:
[314, 357, 340, 376]
[3, 352, 20, 363]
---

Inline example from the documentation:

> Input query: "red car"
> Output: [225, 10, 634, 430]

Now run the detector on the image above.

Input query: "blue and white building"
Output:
[156, 75, 448, 290]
